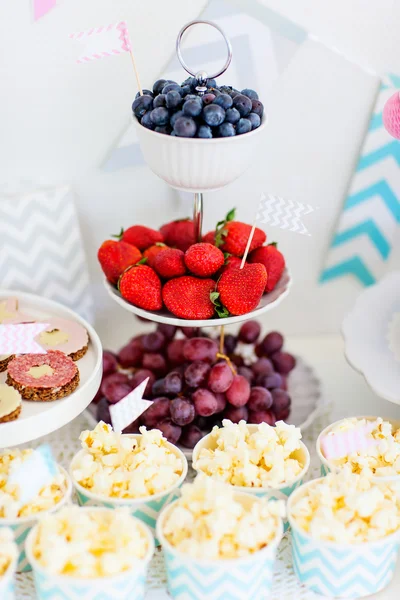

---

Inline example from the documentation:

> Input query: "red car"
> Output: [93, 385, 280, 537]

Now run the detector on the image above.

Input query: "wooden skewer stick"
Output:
[240, 220, 257, 269]
[219, 325, 225, 354]
[129, 47, 143, 96]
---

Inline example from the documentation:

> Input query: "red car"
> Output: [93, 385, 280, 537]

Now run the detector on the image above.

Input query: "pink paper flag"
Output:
[0, 323, 49, 354]
[69, 21, 131, 64]
[110, 378, 152, 434]
[33, 0, 56, 21]
[321, 422, 378, 460]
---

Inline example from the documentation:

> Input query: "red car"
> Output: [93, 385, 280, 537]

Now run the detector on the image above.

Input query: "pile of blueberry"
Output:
[132, 77, 264, 138]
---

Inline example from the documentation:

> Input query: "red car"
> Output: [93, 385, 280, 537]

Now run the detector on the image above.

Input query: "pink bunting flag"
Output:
[33, 0, 56, 21]
[321, 422, 378, 460]
[110, 378, 152, 434]
[69, 21, 132, 64]
[0, 323, 49, 354]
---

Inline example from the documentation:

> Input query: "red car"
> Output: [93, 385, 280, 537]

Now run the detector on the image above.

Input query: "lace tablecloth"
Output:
[16, 404, 332, 600]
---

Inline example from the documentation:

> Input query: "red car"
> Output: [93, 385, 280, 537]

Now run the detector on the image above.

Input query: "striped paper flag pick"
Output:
[69, 22, 131, 64]
[321, 422, 377, 460]
[256, 193, 315, 236]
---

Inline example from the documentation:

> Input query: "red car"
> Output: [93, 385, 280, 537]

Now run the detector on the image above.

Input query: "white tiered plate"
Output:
[0, 290, 102, 448]
[105, 269, 291, 328]
[342, 271, 400, 404]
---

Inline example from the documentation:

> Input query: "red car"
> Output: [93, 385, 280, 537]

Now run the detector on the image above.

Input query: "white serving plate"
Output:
[105, 269, 291, 328]
[0, 290, 102, 448]
[342, 271, 400, 404]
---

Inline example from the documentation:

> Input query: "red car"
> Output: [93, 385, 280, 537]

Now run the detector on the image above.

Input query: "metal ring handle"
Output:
[176, 20, 233, 81]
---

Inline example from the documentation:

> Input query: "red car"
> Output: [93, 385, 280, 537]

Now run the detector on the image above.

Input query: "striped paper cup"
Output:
[0, 554, 17, 600]
[25, 507, 154, 600]
[70, 435, 188, 545]
[192, 424, 310, 531]
[287, 478, 400, 598]
[0, 466, 72, 572]
[317, 416, 400, 481]
[156, 491, 283, 600]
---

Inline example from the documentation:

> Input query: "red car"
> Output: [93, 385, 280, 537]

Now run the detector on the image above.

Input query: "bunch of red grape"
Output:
[91, 320, 296, 448]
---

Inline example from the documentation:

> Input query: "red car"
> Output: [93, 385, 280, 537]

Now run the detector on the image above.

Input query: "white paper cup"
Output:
[316, 416, 400, 481]
[0, 554, 17, 600]
[0, 466, 72, 572]
[156, 491, 283, 600]
[70, 434, 188, 545]
[287, 477, 400, 598]
[192, 424, 310, 531]
[26, 507, 154, 600]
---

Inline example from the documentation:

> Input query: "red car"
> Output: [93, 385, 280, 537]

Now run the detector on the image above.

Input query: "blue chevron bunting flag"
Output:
[320, 75, 400, 287]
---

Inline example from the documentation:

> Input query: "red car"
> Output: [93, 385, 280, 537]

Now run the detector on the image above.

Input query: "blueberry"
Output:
[153, 94, 166, 108]
[170, 110, 184, 128]
[203, 93, 216, 105]
[162, 83, 183, 96]
[135, 89, 154, 99]
[232, 94, 252, 117]
[153, 79, 167, 95]
[247, 112, 261, 130]
[236, 118, 252, 135]
[211, 88, 222, 96]
[182, 77, 197, 89]
[183, 98, 203, 117]
[219, 85, 233, 95]
[166, 90, 182, 109]
[197, 124, 213, 138]
[155, 125, 172, 135]
[213, 93, 233, 110]
[132, 95, 153, 118]
[150, 107, 170, 126]
[185, 94, 199, 101]
[203, 104, 225, 127]
[225, 107, 240, 124]
[218, 122, 236, 137]
[174, 116, 197, 138]
[181, 85, 192, 96]
[241, 88, 259, 100]
[251, 99, 264, 118]
[141, 111, 154, 130]
[207, 78, 217, 88]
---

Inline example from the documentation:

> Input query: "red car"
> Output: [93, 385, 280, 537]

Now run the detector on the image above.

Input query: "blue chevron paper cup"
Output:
[288, 479, 400, 598]
[157, 491, 283, 600]
[70, 438, 188, 546]
[25, 508, 154, 600]
[317, 416, 400, 481]
[0, 555, 17, 600]
[0, 466, 72, 573]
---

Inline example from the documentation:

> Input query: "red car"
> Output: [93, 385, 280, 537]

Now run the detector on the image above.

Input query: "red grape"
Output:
[255, 343, 264, 358]
[237, 366, 254, 383]
[103, 381, 132, 404]
[152, 378, 165, 396]
[271, 352, 296, 375]
[123, 419, 140, 434]
[261, 332, 284, 355]
[208, 362, 234, 393]
[226, 375, 251, 407]
[223, 334, 237, 354]
[230, 354, 244, 368]
[170, 398, 195, 426]
[156, 419, 182, 444]
[258, 373, 283, 390]
[103, 351, 118, 376]
[101, 372, 131, 397]
[157, 323, 177, 339]
[118, 342, 143, 368]
[140, 397, 170, 428]
[223, 405, 248, 423]
[252, 357, 274, 378]
[247, 387, 273, 412]
[92, 386, 103, 404]
[214, 393, 227, 413]
[281, 375, 288, 391]
[248, 410, 276, 426]
[142, 353, 167, 375]
[184, 361, 210, 388]
[275, 408, 291, 421]
[181, 327, 201, 338]
[183, 338, 217, 363]
[180, 424, 203, 449]
[238, 320, 261, 343]
[141, 331, 166, 352]
[164, 371, 183, 395]
[130, 369, 155, 397]
[96, 397, 111, 424]
[192, 389, 218, 416]
[271, 389, 291, 414]
[167, 339, 186, 365]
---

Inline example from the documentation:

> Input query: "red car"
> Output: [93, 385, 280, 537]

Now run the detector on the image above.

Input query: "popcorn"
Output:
[289, 470, 400, 543]
[73, 422, 183, 499]
[0, 449, 68, 519]
[0, 528, 17, 577]
[32, 507, 149, 577]
[323, 418, 400, 478]
[194, 420, 305, 488]
[162, 476, 284, 559]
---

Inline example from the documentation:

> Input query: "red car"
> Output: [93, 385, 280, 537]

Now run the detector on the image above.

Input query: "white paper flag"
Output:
[110, 378, 152, 433]
[256, 193, 316, 236]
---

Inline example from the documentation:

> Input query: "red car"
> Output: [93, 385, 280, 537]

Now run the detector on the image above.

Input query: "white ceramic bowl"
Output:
[133, 115, 267, 192]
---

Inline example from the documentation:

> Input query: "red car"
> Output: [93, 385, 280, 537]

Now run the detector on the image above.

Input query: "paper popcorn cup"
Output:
[0, 466, 72, 573]
[157, 491, 283, 600]
[0, 555, 17, 600]
[70, 435, 188, 545]
[287, 478, 400, 598]
[192, 425, 310, 531]
[25, 507, 154, 600]
[317, 416, 400, 481]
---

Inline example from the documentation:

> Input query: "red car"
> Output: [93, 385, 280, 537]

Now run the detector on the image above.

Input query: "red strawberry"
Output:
[160, 218, 196, 251]
[224, 255, 242, 270]
[163, 276, 215, 320]
[220, 221, 266, 257]
[202, 230, 215, 245]
[119, 265, 162, 311]
[143, 243, 168, 268]
[154, 248, 186, 278]
[120, 225, 163, 250]
[97, 240, 141, 285]
[185, 243, 224, 277]
[248, 243, 285, 292]
[216, 263, 267, 315]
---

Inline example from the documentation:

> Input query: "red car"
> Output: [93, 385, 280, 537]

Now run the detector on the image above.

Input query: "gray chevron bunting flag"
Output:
[256, 193, 315, 236]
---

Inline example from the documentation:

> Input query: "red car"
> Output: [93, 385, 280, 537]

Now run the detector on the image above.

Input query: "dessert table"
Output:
[15, 332, 400, 599]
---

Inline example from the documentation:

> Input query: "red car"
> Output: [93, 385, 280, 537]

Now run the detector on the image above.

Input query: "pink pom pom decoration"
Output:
[383, 91, 400, 139]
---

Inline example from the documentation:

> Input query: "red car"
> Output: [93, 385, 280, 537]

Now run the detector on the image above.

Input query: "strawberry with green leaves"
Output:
[215, 263, 267, 316]
[119, 265, 162, 310]
[160, 218, 196, 251]
[248, 243, 285, 292]
[117, 225, 163, 250]
[163, 276, 215, 320]
[97, 240, 142, 284]
[214, 208, 266, 256]
[143, 243, 168, 268]
[154, 248, 186, 278]
[185, 243, 224, 277]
